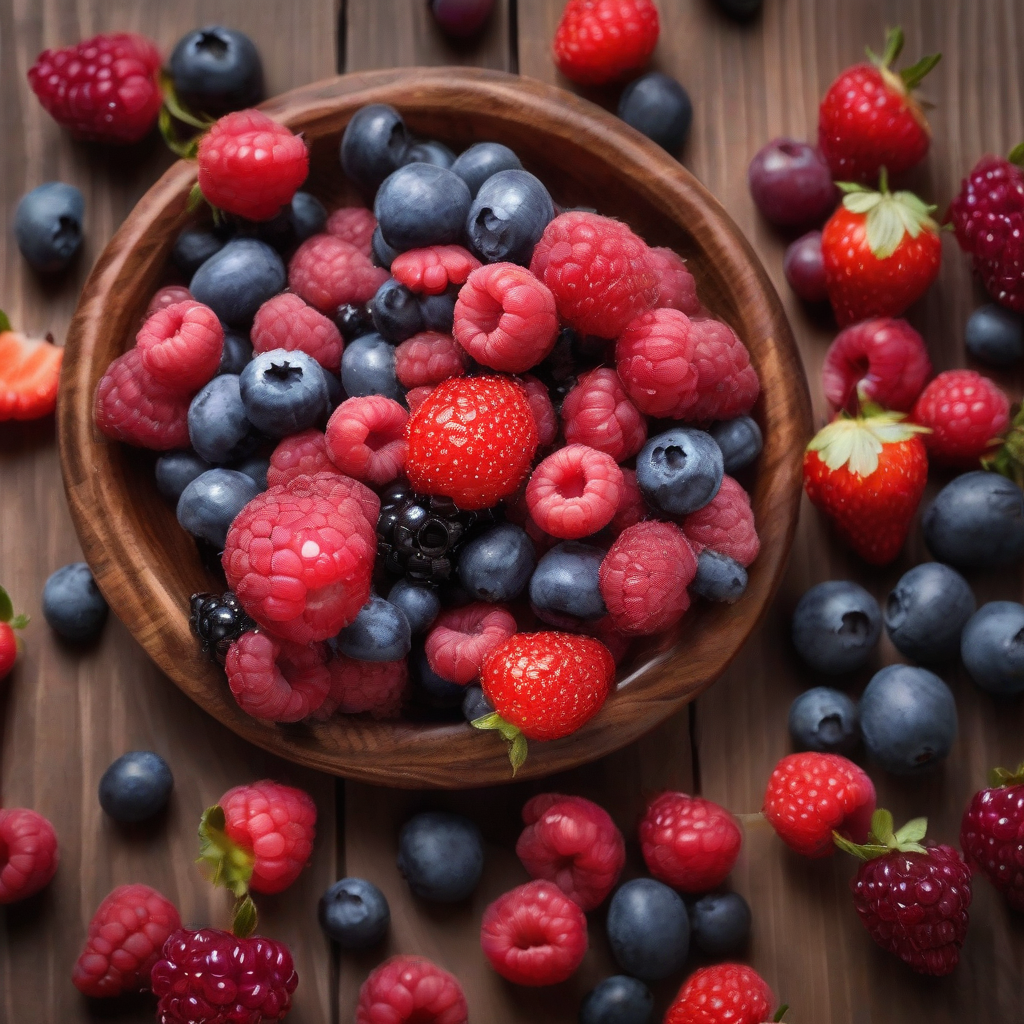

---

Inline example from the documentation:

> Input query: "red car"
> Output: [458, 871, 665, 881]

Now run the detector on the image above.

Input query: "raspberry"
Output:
[452, 262, 559, 372]
[72, 884, 180, 997]
[480, 880, 589, 986]
[325, 396, 408, 485]
[561, 368, 647, 462]
[516, 793, 625, 910]
[650, 246, 701, 315]
[686, 317, 760, 422]
[27, 33, 162, 143]
[679, 476, 759, 567]
[288, 234, 389, 313]
[252, 292, 343, 372]
[297, 470, 381, 527]
[520, 374, 559, 447]
[394, 331, 467, 389]
[197, 109, 308, 221]
[152, 928, 297, 1024]
[615, 308, 700, 418]
[146, 285, 192, 319]
[530, 212, 659, 337]
[961, 772, 1024, 911]
[912, 369, 1010, 467]
[405, 385, 433, 414]
[552, 0, 660, 87]
[136, 300, 224, 394]
[610, 468, 646, 534]
[356, 955, 468, 1024]
[0, 807, 59, 904]
[326, 206, 377, 254]
[425, 603, 518, 685]
[598, 520, 696, 635]
[665, 964, 774, 1024]
[526, 444, 624, 539]
[392, 245, 481, 295]
[314, 654, 408, 719]
[266, 430, 334, 488]
[639, 792, 742, 892]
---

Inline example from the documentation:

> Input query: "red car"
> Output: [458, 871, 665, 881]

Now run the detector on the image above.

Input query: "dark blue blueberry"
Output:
[155, 450, 211, 502]
[190, 238, 285, 327]
[965, 304, 1024, 367]
[98, 751, 173, 823]
[239, 348, 329, 436]
[451, 142, 522, 198]
[218, 329, 253, 375]
[318, 877, 390, 948]
[232, 455, 269, 491]
[414, 647, 465, 707]
[172, 226, 228, 278]
[466, 169, 554, 266]
[375, 163, 471, 251]
[579, 976, 654, 1024]
[709, 416, 763, 474]
[884, 562, 975, 663]
[428, 0, 495, 38]
[961, 601, 1024, 696]
[529, 542, 606, 621]
[792, 580, 881, 674]
[321, 366, 344, 417]
[333, 595, 412, 662]
[188, 374, 257, 463]
[370, 278, 424, 343]
[334, 302, 375, 341]
[713, 0, 763, 18]
[42, 562, 108, 642]
[177, 468, 259, 548]
[15, 182, 84, 272]
[617, 72, 693, 153]
[458, 524, 535, 603]
[404, 139, 457, 168]
[462, 685, 493, 723]
[169, 26, 263, 117]
[689, 892, 751, 956]
[387, 579, 441, 634]
[419, 288, 458, 333]
[859, 665, 957, 775]
[371, 225, 400, 269]
[397, 811, 484, 902]
[606, 879, 689, 981]
[341, 333, 402, 401]
[691, 549, 747, 604]
[341, 104, 410, 195]
[636, 427, 724, 515]
[287, 191, 327, 242]
[788, 686, 860, 753]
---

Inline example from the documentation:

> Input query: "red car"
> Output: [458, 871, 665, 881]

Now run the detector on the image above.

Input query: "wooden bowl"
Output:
[59, 67, 811, 789]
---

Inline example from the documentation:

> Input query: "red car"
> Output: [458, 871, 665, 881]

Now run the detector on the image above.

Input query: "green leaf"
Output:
[870, 808, 896, 846]
[881, 26, 905, 67]
[197, 804, 253, 898]
[9, 614, 29, 630]
[186, 182, 208, 215]
[160, 71, 214, 130]
[901, 52, 942, 90]
[842, 191, 883, 216]
[836, 181, 873, 195]
[1009, 143, 1024, 167]
[894, 816, 928, 845]
[0, 587, 11, 623]
[159, 105, 201, 160]
[232, 894, 259, 939]
[0, 310, 11, 334]
[509, 734, 528, 775]
[774, 1006, 790, 1024]
[807, 412, 928, 477]
[472, 712, 528, 774]
[989, 763, 1024, 787]
[833, 831, 889, 861]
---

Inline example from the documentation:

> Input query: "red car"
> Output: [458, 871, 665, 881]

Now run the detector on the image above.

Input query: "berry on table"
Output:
[341, 104, 410, 195]
[580, 976, 653, 1024]
[791, 580, 881, 674]
[664, 963, 774, 1024]
[788, 687, 860, 754]
[960, 763, 1024, 911]
[561, 368, 647, 462]
[0, 586, 27, 681]
[15, 182, 84, 272]
[397, 811, 484, 903]
[428, 0, 496, 38]
[425, 603, 517, 684]
[325, 395, 408, 486]
[252, 292, 343, 372]
[965, 304, 1024, 366]
[190, 237, 286, 327]
[375, 163, 471, 251]
[747, 138, 837, 228]
[606, 878, 689, 981]
[649, 246, 701, 315]
[912, 369, 1010, 466]
[466, 169, 555, 266]
[783, 230, 828, 303]
[42, 562, 107, 642]
[0, 318, 64, 421]
[99, 750, 173, 822]
[0, 807, 59, 903]
[635, 427, 724, 516]
[318, 877, 390, 948]
[169, 26, 264, 118]
[529, 541, 607, 624]
[138, 300, 225, 395]
[457, 523, 536, 603]
[334, 595, 412, 662]
[680, 474, 760, 568]
[289, 234, 389, 314]
[553, 0, 660, 86]
[225, 630, 330, 721]
[316, 653, 408, 719]
[690, 892, 752, 957]
[961, 601, 1024, 696]
[356, 955, 467, 1024]
[526, 444, 624, 539]
[177, 468, 260, 548]
[884, 562, 976, 663]
[618, 71, 693, 153]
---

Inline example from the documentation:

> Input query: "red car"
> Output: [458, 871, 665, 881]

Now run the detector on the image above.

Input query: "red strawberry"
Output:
[803, 409, 929, 565]
[960, 763, 1024, 912]
[0, 313, 63, 421]
[0, 586, 29, 682]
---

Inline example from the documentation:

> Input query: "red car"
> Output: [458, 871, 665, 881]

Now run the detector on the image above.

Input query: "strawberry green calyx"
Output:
[1009, 143, 1024, 167]
[232, 893, 259, 939]
[983, 404, 1024, 486]
[773, 1006, 790, 1024]
[837, 173, 939, 259]
[471, 712, 529, 774]
[834, 808, 928, 860]
[866, 27, 941, 94]
[0, 586, 29, 631]
[158, 72, 213, 159]
[989, 763, 1024, 788]
[197, 804, 254, 898]
[0, 310, 11, 334]
[806, 410, 929, 478]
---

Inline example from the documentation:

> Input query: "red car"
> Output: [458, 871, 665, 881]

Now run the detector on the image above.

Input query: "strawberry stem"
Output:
[0, 310, 11, 334]
[901, 51, 942, 89]
[989, 763, 1024, 788]
[471, 712, 528, 774]
[774, 1006, 790, 1023]
[197, 805, 254, 899]
[982, 404, 1024, 486]
[834, 808, 928, 860]
[232, 894, 258, 939]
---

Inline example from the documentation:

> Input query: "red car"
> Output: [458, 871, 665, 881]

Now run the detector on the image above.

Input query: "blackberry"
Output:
[333, 302, 374, 341]
[189, 591, 254, 663]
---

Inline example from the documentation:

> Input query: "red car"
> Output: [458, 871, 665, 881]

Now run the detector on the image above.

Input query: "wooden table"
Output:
[2, 2, 1023, 1022]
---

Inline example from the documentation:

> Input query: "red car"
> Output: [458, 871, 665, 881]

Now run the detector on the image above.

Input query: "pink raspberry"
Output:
[325, 396, 408, 485]
[530, 211, 659, 338]
[687, 317, 760, 422]
[480, 880, 589, 986]
[425, 603, 517, 685]
[0, 807, 59, 904]
[296, 470, 381, 528]
[516, 793, 625, 910]
[326, 206, 377, 254]
[405, 385, 434, 414]
[561, 368, 647, 462]
[136, 300, 224, 394]
[224, 631, 330, 722]
[288, 234, 389, 313]
[610, 468, 646, 534]
[453, 262, 559, 372]
[526, 444, 624, 540]
[650, 246, 701, 315]
[599, 520, 696, 635]
[252, 292, 344, 372]
[615, 308, 700, 418]
[357, 955, 468, 1024]
[394, 331, 467, 389]
[679, 476, 759, 567]
[314, 654, 408, 719]
[520, 374, 558, 447]
[392, 245, 481, 295]
[266, 430, 335, 488]
[145, 285, 192, 319]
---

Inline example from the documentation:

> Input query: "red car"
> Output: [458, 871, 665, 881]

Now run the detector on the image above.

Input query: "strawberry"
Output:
[0, 586, 29, 682]
[803, 409, 929, 565]
[821, 174, 942, 326]
[818, 27, 941, 183]
[0, 311, 63, 420]
[960, 763, 1024, 912]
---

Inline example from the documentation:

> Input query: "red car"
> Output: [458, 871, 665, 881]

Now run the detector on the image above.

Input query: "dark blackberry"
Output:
[189, 591, 254, 663]
[333, 302, 374, 341]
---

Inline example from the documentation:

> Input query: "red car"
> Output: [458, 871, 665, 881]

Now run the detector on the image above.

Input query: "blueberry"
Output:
[529, 541, 606, 621]
[714, 0, 763, 16]
[188, 374, 258, 463]
[321, 366, 344, 417]
[341, 333, 402, 401]
[792, 580, 881, 674]
[462, 685, 493, 723]
[341, 104, 410, 195]
[414, 646, 465, 707]
[709, 416, 763, 474]
[15, 182, 84, 272]
[177, 468, 259, 548]
[689, 892, 751, 956]
[419, 288, 458, 333]
[289, 192, 328, 242]
[961, 601, 1024, 696]
[334, 302, 375, 341]
[371, 225, 400, 269]
[190, 238, 285, 327]
[318, 877, 390, 949]
[169, 26, 263, 117]
[155, 450, 212, 502]
[218, 329, 253, 375]
[98, 751, 173, 823]
[579, 976, 654, 1024]
[457, 523, 535, 602]
[42, 562, 108, 642]
[387, 579, 441, 634]
[240, 349, 329, 436]
[922, 471, 1024, 569]
[232, 455, 269, 491]
[370, 278, 424, 342]
[375, 163, 471, 251]
[333, 595, 412, 662]
[428, 0, 496, 38]
[466, 169, 555, 266]
[884, 562, 976, 663]
[859, 664, 957, 775]
[450, 142, 522, 197]
[397, 811, 484, 902]
[788, 686, 860, 753]
[965, 304, 1024, 367]
[636, 427, 724, 515]
[606, 878, 689, 981]
[173, 226, 228, 278]
[691, 549, 748, 604]
[617, 72, 693, 153]
[404, 139, 457, 168]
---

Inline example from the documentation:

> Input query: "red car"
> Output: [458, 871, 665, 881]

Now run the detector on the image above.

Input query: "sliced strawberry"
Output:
[0, 322, 63, 421]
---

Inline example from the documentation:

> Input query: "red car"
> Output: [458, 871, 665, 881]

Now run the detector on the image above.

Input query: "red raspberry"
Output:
[598, 520, 696, 635]
[822, 318, 932, 414]
[94, 348, 190, 451]
[404, 375, 539, 510]
[392, 245, 481, 295]
[425, 603, 518, 685]
[252, 293, 343, 372]
[552, 0, 660, 87]
[405, 385, 433, 414]
[912, 369, 1010, 467]
[146, 285, 193, 319]
[561, 368, 647, 462]
[650, 246, 701, 315]
[152, 927, 297, 1024]
[520, 374, 559, 447]
[266, 430, 334, 488]
[453, 262, 559, 372]
[197, 109, 308, 221]
[609, 467, 646, 534]
[686, 317, 760, 422]
[288, 234, 389, 313]
[28, 33, 162, 144]
[615, 308, 700, 418]
[224, 631, 330, 722]
[394, 331, 467, 389]
[72, 884, 180, 998]
[665, 964, 774, 1024]
[526, 444, 624, 539]
[516, 793, 625, 910]
[296, 470, 381, 528]
[960, 767, 1024, 911]
[531, 212, 659, 338]
[679, 476, 759, 568]
[763, 752, 876, 858]
[356, 955, 467, 1024]
[325, 396, 408, 486]
[0, 807, 59, 904]
[314, 654, 408, 720]
[639, 792, 742, 892]
[326, 206, 377, 255]
[136, 300, 224, 394]
[480, 880, 588, 986]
